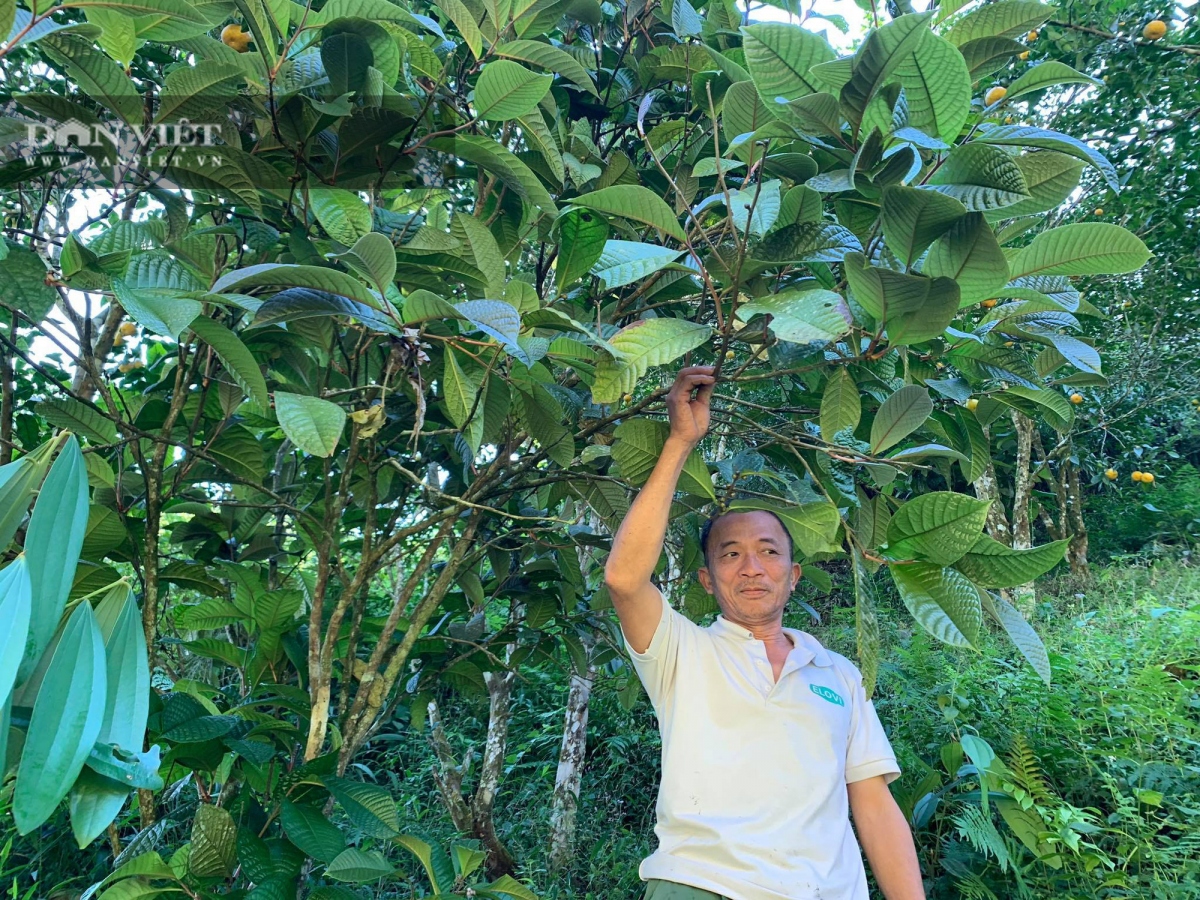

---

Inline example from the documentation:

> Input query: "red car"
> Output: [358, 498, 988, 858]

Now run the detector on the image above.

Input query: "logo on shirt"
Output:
[809, 684, 845, 706]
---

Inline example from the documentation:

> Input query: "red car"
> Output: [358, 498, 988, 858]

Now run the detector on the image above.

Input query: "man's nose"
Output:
[739, 553, 766, 575]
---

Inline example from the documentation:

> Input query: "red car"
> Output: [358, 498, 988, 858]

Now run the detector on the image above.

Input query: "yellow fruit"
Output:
[1004, 341, 1015, 347]
[985, 85, 1007, 106]
[221, 23, 251, 52]
[1093, 207, 1104, 215]
[966, 398, 979, 411]
[981, 298, 998, 309]
[1019, 51, 1030, 60]
[1105, 468, 1118, 480]
[1132, 471, 1144, 482]
[1143, 472, 1155, 484]
[118, 322, 137, 336]
[1143, 19, 1167, 40]
[1027, 29, 1039, 40]
[622, 393, 633, 404]
[724, 349, 735, 360]
[1004, 116, 1014, 124]
[1069, 393, 1084, 404]
[118, 360, 143, 373]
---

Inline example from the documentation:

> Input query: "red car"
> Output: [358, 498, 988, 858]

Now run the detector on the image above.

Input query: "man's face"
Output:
[697, 511, 801, 626]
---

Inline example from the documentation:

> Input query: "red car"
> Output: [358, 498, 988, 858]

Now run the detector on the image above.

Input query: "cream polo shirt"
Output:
[623, 588, 900, 900]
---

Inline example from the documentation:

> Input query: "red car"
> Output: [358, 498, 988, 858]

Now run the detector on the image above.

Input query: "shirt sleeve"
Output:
[843, 664, 901, 785]
[619, 586, 683, 712]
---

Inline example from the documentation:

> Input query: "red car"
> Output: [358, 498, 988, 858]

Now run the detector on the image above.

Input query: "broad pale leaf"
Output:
[927, 144, 1030, 210]
[336, 232, 396, 294]
[741, 22, 835, 101]
[474, 59, 552, 120]
[590, 241, 682, 291]
[0, 558, 31, 708]
[924, 212, 1009, 305]
[274, 392, 346, 457]
[210, 263, 379, 307]
[311, 190, 372, 247]
[1005, 61, 1099, 100]
[592, 318, 711, 403]
[869, 384, 933, 453]
[890, 562, 983, 648]
[880, 185, 967, 269]
[325, 848, 394, 883]
[189, 804, 237, 877]
[188, 316, 269, 411]
[495, 40, 597, 95]
[953, 535, 1068, 587]
[1007, 223, 1151, 279]
[986, 152, 1083, 221]
[325, 776, 401, 837]
[887, 491, 991, 565]
[894, 33, 971, 143]
[36, 397, 118, 444]
[974, 123, 1118, 192]
[555, 208, 609, 291]
[611, 419, 713, 499]
[427, 136, 557, 215]
[983, 589, 1051, 685]
[944, 0, 1052, 47]
[736, 289, 851, 346]
[111, 279, 201, 338]
[820, 367, 861, 443]
[840, 13, 932, 132]
[13, 602, 106, 833]
[727, 498, 842, 556]
[569, 186, 686, 241]
[844, 252, 960, 345]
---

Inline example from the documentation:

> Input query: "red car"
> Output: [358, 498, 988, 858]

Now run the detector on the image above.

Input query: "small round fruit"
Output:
[1004, 115, 1014, 124]
[966, 398, 979, 411]
[1069, 393, 1084, 404]
[1192, 398, 1200, 406]
[981, 298, 998, 309]
[221, 23, 251, 52]
[1143, 19, 1167, 40]
[622, 393, 633, 404]
[1027, 29, 1039, 40]
[985, 85, 1007, 106]
[1132, 471, 1144, 482]
[1093, 207, 1104, 215]
[1143, 472, 1155, 484]
[1019, 51, 1030, 60]
[118, 322, 137, 337]
[724, 349, 735, 360]
[1105, 468, 1118, 480]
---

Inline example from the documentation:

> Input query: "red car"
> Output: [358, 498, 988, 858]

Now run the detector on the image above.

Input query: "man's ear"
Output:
[791, 562, 802, 590]
[698, 567, 714, 594]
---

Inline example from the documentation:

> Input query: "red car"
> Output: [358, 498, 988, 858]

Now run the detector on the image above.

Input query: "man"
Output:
[604, 366, 925, 900]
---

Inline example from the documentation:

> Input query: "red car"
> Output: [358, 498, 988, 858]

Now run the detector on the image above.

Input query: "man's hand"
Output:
[666, 366, 716, 447]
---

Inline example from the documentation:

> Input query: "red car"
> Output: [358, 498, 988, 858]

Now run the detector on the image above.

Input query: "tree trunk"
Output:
[1065, 460, 1090, 579]
[548, 664, 596, 869]
[973, 427, 1011, 543]
[1009, 413, 1036, 616]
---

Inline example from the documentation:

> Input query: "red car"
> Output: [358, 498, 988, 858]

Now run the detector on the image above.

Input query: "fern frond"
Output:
[954, 871, 1000, 900]
[1006, 734, 1053, 804]
[952, 805, 1012, 873]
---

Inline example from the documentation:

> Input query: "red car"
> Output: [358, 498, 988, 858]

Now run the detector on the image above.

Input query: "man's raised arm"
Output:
[604, 366, 716, 654]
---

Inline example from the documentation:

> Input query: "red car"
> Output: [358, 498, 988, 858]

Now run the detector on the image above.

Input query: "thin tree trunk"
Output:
[472, 670, 516, 876]
[1065, 460, 1090, 579]
[1010, 413, 1036, 616]
[548, 664, 596, 870]
[973, 427, 1011, 543]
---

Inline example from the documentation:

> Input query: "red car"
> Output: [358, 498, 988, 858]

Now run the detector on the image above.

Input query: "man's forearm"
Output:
[851, 780, 926, 900]
[605, 436, 694, 590]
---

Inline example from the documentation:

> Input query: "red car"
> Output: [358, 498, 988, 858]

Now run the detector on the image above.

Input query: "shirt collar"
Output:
[710, 616, 833, 667]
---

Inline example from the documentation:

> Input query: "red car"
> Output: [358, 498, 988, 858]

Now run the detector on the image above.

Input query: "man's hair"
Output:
[699, 509, 795, 568]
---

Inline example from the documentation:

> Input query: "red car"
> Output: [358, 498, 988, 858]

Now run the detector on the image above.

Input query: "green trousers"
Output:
[643, 879, 730, 900]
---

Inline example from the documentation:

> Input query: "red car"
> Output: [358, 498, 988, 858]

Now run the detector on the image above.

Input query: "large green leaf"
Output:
[0, 452, 50, 554]
[0, 242, 58, 322]
[944, 0, 1052, 47]
[281, 801, 346, 863]
[210, 263, 379, 307]
[274, 392, 347, 457]
[592, 318, 711, 404]
[982, 589, 1051, 685]
[81, 505, 127, 559]
[894, 33, 971, 143]
[13, 601, 106, 833]
[741, 22, 835, 102]
[37, 397, 117, 445]
[611, 419, 713, 499]
[325, 848, 394, 883]
[736, 289, 851, 345]
[990, 385, 1075, 432]
[189, 804, 237, 877]
[433, 0, 482, 57]
[974, 123, 1118, 192]
[840, 13, 932, 132]
[451, 214, 505, 297]
[880, 185, 967, 269]
[1005, 61, 1099, 101]
[474, 59, 552, 120]
[890, 562, 982, 648]
[253, 288, 396, 332]
[869, 384, 933, 453]
[153, 60, 242, 124]
[335, 232, 396, 295]
[953, 535, 1068, 588]
[555, 208, 609, 291]
[111, 278, 202, 338]
[395, 835, 454, 894]
[957, 36, 1026, 81]
[568, 186, 686, 242]
[726, 499, 841, 556]
[986, 152, 1083, 221]
[21, 436, 88, 685]
[495, 39, 597, 95]
[590, 240, 682, 291]
[311, 190, 373, 247]
[1007, 223, 1152, 279]
[887, 491, 991, 565]
[844, 252, 960, 345]
[927, 144, 1030, 210]
[514, 384, 574, 468]
[441, 348, 484, 454]
[0, 558, 31, 708]
[324, 776, 401, 838]
[924, 213, 1009, 306]
[820, 367, 861, 443]
[39, 32, 142, 124]
[427, 136, 557, 215]
[188, 316, 269, 411]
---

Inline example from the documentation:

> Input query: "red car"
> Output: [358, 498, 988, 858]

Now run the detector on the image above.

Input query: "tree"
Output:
[0, 0, 1149, 893]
